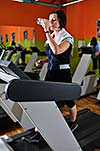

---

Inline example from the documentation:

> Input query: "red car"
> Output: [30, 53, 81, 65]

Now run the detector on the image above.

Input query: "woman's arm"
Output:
[35, 57, 48, 68]
[46, 33, 70, 55]
[42, 19, 70, 55]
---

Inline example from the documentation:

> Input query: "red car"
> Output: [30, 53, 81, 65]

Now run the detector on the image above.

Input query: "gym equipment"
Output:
[5, 79, 100, 151]
[0, 46, 23, 66]
[72, 46, 98, 96]
[6, 79, 81, 102]
[0, 60, 100, 151]
[0, 59, 34, 130]
[0, 48, 6, 60]
[4, 47, 14, 61]
[24, 52, 38, 73]
[0, 47, 38, 122]
[39, 62, 48, 80]
[29, 46, 48, 80]
[97, 90, 100, 100]
[0, 59, 30, 82]
[5, 81, 82, 151]
[0, 138, 14, 151]
[0, 60, 82, 151]
[2, 45, 39, 78]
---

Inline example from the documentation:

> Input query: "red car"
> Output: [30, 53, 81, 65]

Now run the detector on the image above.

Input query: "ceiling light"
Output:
[12, 0, 23, 2]
[62, 0, 83, 6]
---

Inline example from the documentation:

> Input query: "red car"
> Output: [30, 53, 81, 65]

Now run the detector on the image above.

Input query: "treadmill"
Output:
[0, 60, 100, 151]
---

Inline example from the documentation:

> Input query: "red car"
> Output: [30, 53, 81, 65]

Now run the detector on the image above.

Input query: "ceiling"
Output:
[13, 0, 84, 7]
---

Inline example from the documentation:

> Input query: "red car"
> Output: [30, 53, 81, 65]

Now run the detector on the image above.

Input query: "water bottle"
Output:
[37, 18, 44, 25]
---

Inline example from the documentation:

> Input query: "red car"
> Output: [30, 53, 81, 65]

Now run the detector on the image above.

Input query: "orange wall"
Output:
[66, 0, 100, 38]
[0, 0, 58, 41]
[0, 25, 34, 42]
[0, 0, 100, 40]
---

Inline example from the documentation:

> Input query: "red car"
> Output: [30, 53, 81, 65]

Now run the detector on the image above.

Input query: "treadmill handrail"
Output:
[5, 79, 81, 102]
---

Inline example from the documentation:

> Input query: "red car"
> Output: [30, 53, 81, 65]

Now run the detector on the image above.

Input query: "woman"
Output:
[36, 10, 78, 132]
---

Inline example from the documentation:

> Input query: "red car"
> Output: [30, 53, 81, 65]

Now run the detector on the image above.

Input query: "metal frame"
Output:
[13, 0, 84, 7]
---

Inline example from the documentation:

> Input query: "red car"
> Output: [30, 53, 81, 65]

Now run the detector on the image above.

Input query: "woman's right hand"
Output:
[42, 19, 49, 32]
[35, 59, 44, 68]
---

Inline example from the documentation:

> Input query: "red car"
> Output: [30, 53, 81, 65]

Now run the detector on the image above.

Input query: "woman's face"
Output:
[49, 13, 60, 31]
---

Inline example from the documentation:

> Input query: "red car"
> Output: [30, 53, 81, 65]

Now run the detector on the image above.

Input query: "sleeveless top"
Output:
[45, 28, 74, 70]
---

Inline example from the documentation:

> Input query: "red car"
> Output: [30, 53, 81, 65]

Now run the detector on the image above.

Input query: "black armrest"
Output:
[5, 79, 81, 102]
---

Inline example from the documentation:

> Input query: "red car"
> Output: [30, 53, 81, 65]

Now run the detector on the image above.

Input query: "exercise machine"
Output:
[0, 48, 6, 60]
[0, 60, 100, 151]
[0, 59, 82, 151]
[5, 79, 100, 151]
[72, 46, 98, 96]
[5, 80, 82, 151]
[0, 59, 34, 130]
[0, 138, 14, 151]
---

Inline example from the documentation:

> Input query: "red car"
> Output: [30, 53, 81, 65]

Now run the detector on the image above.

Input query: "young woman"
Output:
[36, 10, 78, 132]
